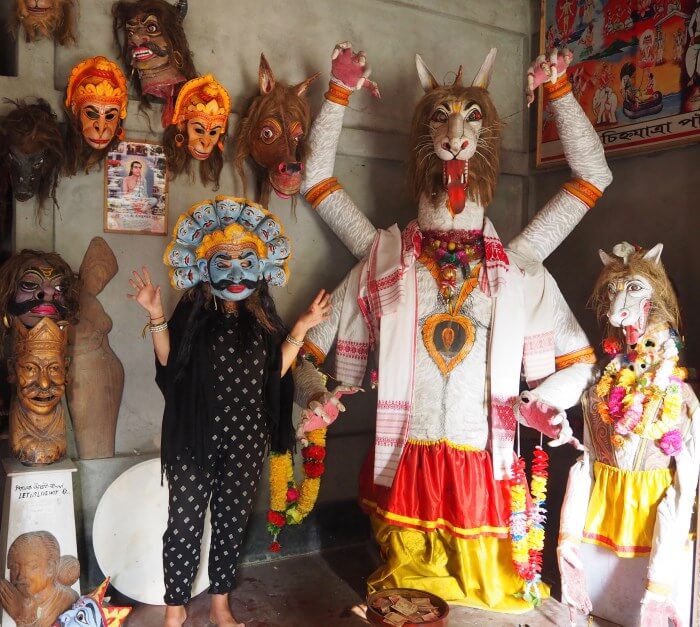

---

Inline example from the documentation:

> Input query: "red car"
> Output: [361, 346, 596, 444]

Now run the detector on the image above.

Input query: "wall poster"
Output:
[104, 140, 168, 235]
[538, 0, 700, 165]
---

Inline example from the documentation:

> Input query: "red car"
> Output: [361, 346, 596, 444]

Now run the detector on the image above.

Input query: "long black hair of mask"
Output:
[172, 281, 286, 382]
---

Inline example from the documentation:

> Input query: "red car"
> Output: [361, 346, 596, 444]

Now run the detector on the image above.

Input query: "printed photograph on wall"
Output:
[104, 140, 168, 235]
[538, 0, 700, 165]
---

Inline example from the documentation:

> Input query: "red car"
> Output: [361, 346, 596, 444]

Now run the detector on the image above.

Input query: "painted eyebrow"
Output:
[439, 101, 451, 110]
[240, 251, 256, 259]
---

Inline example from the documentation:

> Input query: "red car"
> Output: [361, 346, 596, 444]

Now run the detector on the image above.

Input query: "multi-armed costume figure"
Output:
[559, 243, 700, 627]
[294, 44, 612, 611]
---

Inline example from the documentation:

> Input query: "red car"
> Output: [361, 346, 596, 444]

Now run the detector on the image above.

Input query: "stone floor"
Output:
[126, 544, 619, 627]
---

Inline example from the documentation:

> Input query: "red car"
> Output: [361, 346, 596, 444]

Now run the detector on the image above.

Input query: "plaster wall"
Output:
[1, 0, 534, 569]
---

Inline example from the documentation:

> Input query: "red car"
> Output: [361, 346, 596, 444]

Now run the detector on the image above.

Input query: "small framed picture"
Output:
[104, 140, 168, 235]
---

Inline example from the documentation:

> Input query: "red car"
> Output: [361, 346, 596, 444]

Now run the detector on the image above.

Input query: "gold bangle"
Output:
[285, 334, 304, 348]
[150, 315, 165, 323]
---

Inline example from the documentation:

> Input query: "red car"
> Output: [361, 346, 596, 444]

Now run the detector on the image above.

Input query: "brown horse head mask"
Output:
[234, 54, 319, 206]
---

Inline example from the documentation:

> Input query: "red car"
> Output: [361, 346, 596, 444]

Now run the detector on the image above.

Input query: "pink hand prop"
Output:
[297, 386, 362, 441]
[640, 599, 682, 627]
[526, 48, 574, 106]
[331, 42, 381, 98]
[518, 391, 583, 450]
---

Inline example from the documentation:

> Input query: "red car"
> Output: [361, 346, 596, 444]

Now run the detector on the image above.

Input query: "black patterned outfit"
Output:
[155, 297, 293, 605]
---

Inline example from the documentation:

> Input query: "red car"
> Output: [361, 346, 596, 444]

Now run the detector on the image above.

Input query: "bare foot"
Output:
[164, 604, 186, 627]
[209, 610, 245, 627]
[210, 593, 245, 627]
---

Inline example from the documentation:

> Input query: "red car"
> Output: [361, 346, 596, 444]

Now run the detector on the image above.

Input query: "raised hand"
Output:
[295, 289, 332, 334]
[526, 47, 574, 106]
[127, 266, 163, 318]
[517, 391, 584, 450]
[296, 385, 362, 444]
[331, 41, 381, 98]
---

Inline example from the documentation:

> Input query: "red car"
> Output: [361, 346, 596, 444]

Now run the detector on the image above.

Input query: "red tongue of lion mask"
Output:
[410, 49, 500, 215]
[233, 54, 319, 208]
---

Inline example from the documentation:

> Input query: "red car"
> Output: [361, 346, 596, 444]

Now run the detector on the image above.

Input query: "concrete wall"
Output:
[1, 0, 534, 574]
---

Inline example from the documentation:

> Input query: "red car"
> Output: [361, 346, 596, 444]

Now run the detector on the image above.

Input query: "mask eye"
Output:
[431, 110, 448, 123]
[260, 127, 276, 143]
[33, 159, 44, 170]
[147, 24, 158, 34]
[467, 108, 482, 122]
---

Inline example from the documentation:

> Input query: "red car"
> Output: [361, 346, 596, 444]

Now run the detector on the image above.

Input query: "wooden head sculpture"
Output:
[8, 317, 70, 465]
[12, 0, 77, 46]
[111, 0, 195, 127]
[1, 531, 79, 626]
[64, 56, 129, 175]
[163, 74, 231, 188]
[408, 49, 502, 216]
[0, 99, 65, 218]
[233, 54, 319, 207]
[592, 242, 680, 346]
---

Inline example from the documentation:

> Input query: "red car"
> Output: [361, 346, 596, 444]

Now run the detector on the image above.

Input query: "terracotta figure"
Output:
[64, 56, 128, 175]
[0, 99, 65, 218]
[67, 237, 124, 460]
[163, 74, 231, 188]
[233, 54, 320, 207]
[111, 0, 195, 127]
[0, 531, 79, 627]
[12, 0, 77, 46]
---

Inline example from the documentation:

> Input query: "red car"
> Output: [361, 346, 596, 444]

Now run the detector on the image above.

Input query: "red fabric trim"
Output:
[582, 531, 651, 556]
[359, 441, 511, 539]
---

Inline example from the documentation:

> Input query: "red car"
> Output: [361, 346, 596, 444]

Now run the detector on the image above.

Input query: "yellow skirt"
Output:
[368, 516, 549, 613]
[582, 462, 672, 557]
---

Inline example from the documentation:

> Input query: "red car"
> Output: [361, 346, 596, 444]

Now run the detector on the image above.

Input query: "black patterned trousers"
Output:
[162, 409, 268, 605]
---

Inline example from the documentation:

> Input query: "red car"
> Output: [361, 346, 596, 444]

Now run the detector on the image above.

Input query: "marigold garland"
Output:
[595, 327, 686, 455]
[509, 446, 549, 606]
[267, 428, 327, 551]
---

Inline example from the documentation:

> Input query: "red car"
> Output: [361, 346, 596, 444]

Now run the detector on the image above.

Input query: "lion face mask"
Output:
[13, 0, 77, 46]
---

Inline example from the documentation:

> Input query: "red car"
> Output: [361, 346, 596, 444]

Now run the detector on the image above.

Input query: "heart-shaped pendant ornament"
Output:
[422, 313, 475, 375]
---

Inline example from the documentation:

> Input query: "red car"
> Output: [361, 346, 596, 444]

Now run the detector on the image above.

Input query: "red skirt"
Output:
[359, 440, 511, 540]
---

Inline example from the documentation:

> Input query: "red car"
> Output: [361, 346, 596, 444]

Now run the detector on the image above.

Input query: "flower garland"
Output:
[595, 327, 686, 455]
[509, 446, 549, 606]
[267, 428, 326, 552]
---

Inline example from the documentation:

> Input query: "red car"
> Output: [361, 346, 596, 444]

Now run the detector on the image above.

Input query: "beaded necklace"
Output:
[420, 229, 484, 303]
